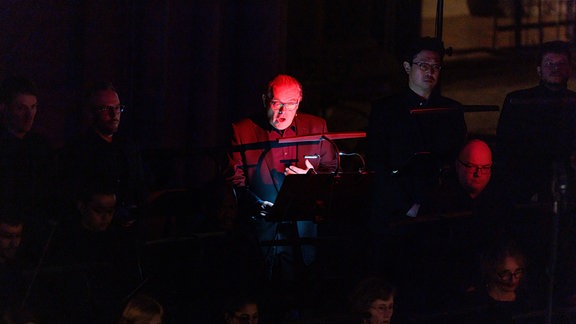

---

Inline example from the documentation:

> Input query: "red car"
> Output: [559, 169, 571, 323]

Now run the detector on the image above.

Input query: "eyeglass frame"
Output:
[541, 60, 570, 69]
[269, 99, 300, 111]
[232, 313, 259, 323]
[412, 61, 442, 72]
[94, 104, 126, 114]
[457, 158, 492, 175]
[497, 268, 525, 281]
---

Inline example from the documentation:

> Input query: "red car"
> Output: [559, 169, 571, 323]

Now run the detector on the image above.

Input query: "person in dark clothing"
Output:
[452, 239, 544, 323]
[496, 40, 576, 205]
[37, 178, 141, 324]
[365, 37, 467, 283]
[367, 36, 467, 223]
[0, 76, 58, 220]
[58, 82, 146, 225]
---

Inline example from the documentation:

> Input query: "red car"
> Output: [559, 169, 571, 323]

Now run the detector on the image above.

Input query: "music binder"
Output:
[267, 172, 375, 223]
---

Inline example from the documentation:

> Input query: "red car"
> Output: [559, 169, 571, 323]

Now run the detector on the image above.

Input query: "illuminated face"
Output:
[493, 256, 524, 294]
[91, 89, 122, 135]
[4, 93, 37, 138]
[0, 223, 23, 260]
[367, 297, 394, 324]
[266, 84, 301, 131]
[406, 50, 441, 96]
[538, 52, 571, 86]
[456, 141, 492, 198]
[79, 193, 117, 231]
[226, 303, 259, 324]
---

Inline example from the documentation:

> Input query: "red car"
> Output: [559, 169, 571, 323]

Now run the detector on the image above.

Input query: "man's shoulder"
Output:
[505, 85, 541, 98]
[435, 95, 462, 107]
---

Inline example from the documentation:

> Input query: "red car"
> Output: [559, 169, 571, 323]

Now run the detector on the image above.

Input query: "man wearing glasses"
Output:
[226, 74, 337, 282]
[58, 82, 146, 224]
[367, 36, 467, 222]
[496, 40, 576, 205]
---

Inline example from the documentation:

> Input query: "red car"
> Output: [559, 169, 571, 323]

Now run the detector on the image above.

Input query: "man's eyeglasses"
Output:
[95, 105, 126, 114]
[412, 61, 442, 72]
[270, 100, 299, 111]
[497, 268, 524, 281]
[457, 159, 491, 175]
[233, 313, 259, 324]
[542, 61, 569, 69]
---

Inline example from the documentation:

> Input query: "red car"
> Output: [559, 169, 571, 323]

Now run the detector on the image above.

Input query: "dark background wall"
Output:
[0, 0, 421, 187]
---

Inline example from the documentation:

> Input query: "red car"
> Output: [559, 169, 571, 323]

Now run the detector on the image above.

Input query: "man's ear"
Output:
[261, 94, 268, 108]
[403, 61, 411, 74]
[536, 66, 542, 78]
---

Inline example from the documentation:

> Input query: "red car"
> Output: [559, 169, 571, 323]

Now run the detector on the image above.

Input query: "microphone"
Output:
[552, 161, 568, 202]
[339, 152, 367, 173]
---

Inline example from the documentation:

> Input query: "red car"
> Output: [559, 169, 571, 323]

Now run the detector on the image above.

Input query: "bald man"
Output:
[456, 139, 493, 199]
[418, 139, 508, 218]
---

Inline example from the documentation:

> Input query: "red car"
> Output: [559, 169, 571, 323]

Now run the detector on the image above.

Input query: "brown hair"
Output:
[119, 294, 164, 324]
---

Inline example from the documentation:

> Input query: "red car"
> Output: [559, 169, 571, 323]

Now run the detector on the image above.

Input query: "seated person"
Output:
[221, 293, 260, 324]
[348, 276, 395, 324]
[453, 239, 543, 323]
[39, 178, 141, 323]
[0, 209, 27, 313]
[419, 139, 511, 219]
[118, 294, 163, 324]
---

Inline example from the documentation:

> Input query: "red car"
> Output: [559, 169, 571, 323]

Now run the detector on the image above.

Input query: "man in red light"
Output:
[496, 40, 576, 204]
[226, 74, 337, 280]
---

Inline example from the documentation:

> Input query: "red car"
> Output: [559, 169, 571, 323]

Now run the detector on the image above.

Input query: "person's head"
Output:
[0, 211, 24, 262]
[0, 76, 39, 139]
[119, 294, 163, 324]
[85, 82, 125, 138]
[223, 294, 259, 324]
[537, 40, 572, 89]
[77, 179, 117, 232]
[480, 240, 526, 301]
[349, 276, 395, 324]
[456, 139, 493, 199]
[261, 74, 302, 131]
[402, 37, 445, 98]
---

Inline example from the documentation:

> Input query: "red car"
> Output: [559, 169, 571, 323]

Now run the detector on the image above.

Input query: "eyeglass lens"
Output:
[271, 100, 298, 111]
[412, 61, 442, 72]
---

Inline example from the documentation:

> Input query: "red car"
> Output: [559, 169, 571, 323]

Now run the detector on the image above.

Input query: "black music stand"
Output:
[267, 172, 374, 223]
[261, 172, 374, 278]
[267, 173, 334, 223]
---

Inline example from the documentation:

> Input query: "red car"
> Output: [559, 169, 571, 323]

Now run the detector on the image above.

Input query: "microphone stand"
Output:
[546, 161, 568, 323]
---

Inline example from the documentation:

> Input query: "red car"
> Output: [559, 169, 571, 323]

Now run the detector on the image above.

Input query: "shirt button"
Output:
[284, 152, 287, 156]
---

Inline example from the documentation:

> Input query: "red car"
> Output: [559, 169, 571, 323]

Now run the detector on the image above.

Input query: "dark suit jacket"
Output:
[367, 88, 467, 222]
[496, 84, 576, 203]
[226, 112, 337, 206]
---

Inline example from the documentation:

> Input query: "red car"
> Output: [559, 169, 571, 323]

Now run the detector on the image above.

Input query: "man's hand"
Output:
[284, 159, 316, 175]
[258, 200, 274, 217]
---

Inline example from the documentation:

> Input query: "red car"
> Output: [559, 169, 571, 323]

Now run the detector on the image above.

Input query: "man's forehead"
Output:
[90, 89, 120, 105]
[414, 50, 441, 62]
[0, 223, 23, 233]
[542, 52, 569, 61]
[272, 84, 301, 99]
